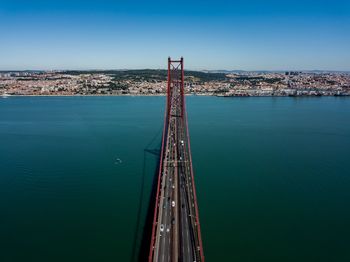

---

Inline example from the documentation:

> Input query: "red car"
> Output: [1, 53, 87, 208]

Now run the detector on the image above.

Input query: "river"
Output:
[0, 96, 349, 261]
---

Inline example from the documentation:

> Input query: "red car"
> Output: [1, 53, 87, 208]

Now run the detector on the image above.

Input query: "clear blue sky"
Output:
[1, 0, 349, 70]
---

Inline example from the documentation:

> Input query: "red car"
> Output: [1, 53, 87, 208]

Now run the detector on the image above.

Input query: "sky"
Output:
[0, 0, 349, 71]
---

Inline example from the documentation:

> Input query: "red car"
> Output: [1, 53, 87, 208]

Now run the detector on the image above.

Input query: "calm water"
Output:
[0, 96, 350, 261]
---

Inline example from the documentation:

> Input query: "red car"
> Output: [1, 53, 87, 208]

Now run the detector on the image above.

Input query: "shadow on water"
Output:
[131, 127, 162, 262]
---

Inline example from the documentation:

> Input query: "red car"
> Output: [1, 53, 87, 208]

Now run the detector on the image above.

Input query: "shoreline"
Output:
[2, 93, 350, 98]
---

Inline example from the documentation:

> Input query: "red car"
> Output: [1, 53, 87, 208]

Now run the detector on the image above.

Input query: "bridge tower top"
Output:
[167, 57, 184, 118]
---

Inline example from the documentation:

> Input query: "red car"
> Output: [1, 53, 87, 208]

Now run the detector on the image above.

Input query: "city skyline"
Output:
[1, 0, 350, 71]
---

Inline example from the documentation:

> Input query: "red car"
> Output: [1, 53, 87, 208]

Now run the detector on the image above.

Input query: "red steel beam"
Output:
[148, 57, 178, 261]
[148, 86, 168, 262]
[183, 96, 205, 261]
[167, 57, 171, 118]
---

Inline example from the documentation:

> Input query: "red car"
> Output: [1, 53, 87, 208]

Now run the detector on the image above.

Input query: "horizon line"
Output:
[1, 68, 350, 73]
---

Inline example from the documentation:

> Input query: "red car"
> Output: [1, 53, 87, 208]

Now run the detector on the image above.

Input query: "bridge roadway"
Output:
[151, 83, 202, 261]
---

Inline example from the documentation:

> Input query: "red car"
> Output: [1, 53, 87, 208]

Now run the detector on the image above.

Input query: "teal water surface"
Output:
[0, 96, 350, 261]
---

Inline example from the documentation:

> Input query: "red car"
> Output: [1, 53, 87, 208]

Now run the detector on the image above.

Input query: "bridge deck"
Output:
[149, 58, 204, 262]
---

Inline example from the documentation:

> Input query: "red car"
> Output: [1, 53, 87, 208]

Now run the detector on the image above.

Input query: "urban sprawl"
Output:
[1, 70, 349, 97]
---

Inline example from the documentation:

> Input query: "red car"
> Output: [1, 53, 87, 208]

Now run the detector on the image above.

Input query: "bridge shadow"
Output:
[130, 128, 162, 262]
[144, 148, 161, 156]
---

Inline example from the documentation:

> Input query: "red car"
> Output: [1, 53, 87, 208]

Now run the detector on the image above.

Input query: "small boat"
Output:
[114, 158, 122, 165]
